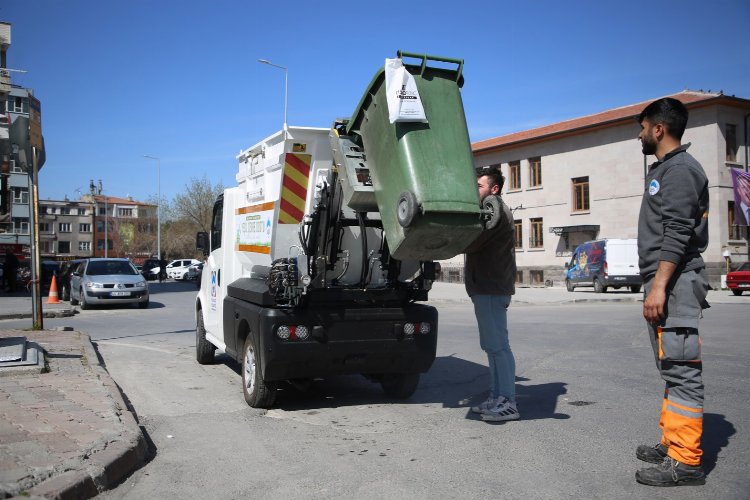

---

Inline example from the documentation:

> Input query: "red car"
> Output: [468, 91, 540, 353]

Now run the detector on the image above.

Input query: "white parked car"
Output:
[166, 259, 201, 280]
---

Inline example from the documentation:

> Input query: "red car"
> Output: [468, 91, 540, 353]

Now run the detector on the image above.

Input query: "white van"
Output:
[565, 238, 642, 293]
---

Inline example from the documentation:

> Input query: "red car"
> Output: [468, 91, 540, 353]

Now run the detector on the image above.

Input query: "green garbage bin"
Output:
[346, 51, 483, 261]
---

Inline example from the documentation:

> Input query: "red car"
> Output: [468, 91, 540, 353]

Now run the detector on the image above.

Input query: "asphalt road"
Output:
[2, 283, 748, 499]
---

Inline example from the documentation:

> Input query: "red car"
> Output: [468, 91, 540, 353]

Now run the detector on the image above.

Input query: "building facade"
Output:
[454, 90, 749, 288]
[37, 194, 157, 262]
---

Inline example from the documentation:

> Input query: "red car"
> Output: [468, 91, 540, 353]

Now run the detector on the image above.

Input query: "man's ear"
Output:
[653, 122, 666, 141]
[491, 184, 500, 195]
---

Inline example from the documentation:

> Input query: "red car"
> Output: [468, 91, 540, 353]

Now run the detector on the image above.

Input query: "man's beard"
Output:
[641, 135, 657, 156]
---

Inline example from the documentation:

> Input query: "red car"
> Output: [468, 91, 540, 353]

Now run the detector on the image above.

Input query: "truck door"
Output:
[203, 197, 226, 342]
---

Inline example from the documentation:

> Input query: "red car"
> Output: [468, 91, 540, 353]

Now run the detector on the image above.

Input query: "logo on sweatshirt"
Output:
[648, 179, 660, 195]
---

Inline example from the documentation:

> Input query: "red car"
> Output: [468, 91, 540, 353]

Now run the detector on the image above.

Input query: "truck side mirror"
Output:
[196, 232, 209, 255]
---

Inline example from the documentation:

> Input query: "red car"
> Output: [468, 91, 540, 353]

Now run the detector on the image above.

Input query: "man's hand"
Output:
[643, 260, 678, 323]
[643, 287, 667, 323]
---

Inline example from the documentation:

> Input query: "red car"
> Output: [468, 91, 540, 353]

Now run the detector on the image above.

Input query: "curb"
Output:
[12, 333, 148, 499]
[0, 309, 77, 321]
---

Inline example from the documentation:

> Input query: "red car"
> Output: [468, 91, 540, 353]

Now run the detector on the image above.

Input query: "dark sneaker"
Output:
[635, 457, 706, 487]
[636, 443, 668, 464]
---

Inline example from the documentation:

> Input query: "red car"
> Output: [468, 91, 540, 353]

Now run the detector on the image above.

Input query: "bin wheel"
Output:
[482, 196, 501, 230]
[397, 191, 419, 228]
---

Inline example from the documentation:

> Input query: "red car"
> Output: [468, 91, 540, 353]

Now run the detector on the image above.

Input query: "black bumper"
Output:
[227, 298, 438, 381]
[605, 275, 642, 287]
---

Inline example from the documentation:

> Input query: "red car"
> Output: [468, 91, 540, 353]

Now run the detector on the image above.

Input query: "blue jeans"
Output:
[471, 295, 515, 402]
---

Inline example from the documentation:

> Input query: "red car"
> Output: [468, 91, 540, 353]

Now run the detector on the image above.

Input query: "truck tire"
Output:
[381, 373, 420, 399]
[242, 336, 277, 408]
[731, 289, 742, 296]
[195, 312, 215, 364]
[630, 285, 641, 293]
[482, 196, 501, 230]
[397, 191, 418, 228]
[566, 279, 574, 292]
[593, 278, 607, 293]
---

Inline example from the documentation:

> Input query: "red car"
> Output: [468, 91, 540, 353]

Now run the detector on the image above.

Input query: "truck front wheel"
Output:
[195, 312, 215, 364]
[380, 373, 420, 399]
[242, 336, 277, 408]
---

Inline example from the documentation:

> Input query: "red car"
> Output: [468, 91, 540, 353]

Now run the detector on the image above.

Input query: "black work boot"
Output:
[636, 443, 668, 463]
[636, 457, 706, 487]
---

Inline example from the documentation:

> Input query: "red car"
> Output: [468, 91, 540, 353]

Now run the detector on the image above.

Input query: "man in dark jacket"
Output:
[465, 166, 519, 422]
[634, 98, 709, 487]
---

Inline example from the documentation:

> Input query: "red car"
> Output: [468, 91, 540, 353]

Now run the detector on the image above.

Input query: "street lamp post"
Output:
[258, 59, 288, 141]
[142, 155, 161, 261]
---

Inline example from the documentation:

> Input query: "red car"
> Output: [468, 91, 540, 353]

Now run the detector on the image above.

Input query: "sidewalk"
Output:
[0, 290, 76, 321]
[0, 328, 147, 499]
[0, 282, 746, 498]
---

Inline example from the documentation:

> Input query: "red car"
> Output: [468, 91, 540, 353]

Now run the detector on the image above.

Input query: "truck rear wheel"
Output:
[195, 312, 215, 364]
[242, 336, 277, 408]
[593, 278, 607, 293]
[381, 373, 420, 399]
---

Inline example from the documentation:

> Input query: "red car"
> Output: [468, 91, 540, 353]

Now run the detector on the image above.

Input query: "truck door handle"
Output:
[218, 269, 221, 287]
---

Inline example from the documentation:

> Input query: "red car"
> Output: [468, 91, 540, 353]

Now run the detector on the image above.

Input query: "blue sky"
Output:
[4, 0, 749, 204]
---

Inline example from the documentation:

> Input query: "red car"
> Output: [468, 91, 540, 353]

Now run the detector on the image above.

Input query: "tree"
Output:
[170, 175, 223, 234]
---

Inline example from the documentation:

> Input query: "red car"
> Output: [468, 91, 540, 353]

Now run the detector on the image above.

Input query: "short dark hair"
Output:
[476, 165, 505, 192]
[637, 97, 688, 140]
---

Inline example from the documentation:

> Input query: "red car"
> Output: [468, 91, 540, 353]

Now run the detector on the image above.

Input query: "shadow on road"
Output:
[214, 353, 570, 421]
[702, 413, 736, 474]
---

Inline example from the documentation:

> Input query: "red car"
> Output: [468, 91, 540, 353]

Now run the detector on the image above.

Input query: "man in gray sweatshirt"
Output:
[634, 98, 709, 487]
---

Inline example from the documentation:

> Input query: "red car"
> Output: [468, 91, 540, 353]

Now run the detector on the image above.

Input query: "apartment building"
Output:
[38, 198, 95, 259]
[88, 194, 157, 260]
[454, 90, 750, 288]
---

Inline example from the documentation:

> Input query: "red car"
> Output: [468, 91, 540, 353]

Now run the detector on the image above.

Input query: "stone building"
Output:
[440, 90, 750, 288]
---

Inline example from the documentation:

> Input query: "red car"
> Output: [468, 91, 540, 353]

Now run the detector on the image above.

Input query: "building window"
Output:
[40, 241, 54, 253]
[572, 176, 590, 212]
[118, 207, 134, 217]
[729, 201, 743, 240]
[514, 220, 523, 249]
[10, 159, 22, 173]
[13, 217, 29, 234]
[528, 157, 542, 187]
[530, 270, 545, 285]
[515, 270, 523, 284]
[726, 124, 737, 162]
[509, 161, 521, 190]
[97, 239, 113, 251]
[10, 96, 28, 113]
[76, 208, 86, 216]
[58, 223, 72, 233]
[58, 241, 71, 254]
[530, 217, 544, 248]
[12, 187, 29, 204]
[39, 222, 50, 233]
[61, 207, 71, 215]
[79, 223, 91, 233]
[99, 207, 106, 215]
[79, 241, 91, 252]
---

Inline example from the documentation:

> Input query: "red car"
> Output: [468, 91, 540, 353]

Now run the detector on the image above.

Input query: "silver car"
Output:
[70, 258, 149, 309]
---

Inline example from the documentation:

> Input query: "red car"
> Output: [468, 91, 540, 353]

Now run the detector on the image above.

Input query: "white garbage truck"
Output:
[195, 52, 499, 408]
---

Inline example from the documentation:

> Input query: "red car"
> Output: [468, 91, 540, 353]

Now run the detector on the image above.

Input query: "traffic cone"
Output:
[47, 275, 61, 304]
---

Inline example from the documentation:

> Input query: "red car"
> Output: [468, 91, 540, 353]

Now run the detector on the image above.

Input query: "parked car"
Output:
[185, 262, 203, 288]
[726, 262, 750, 296]
[565, 239, 642, 293]
[166, 259, 201, 280]
[70, 258, 149, 309]
[141, 258, 162, 281]
[59, 259, 85, 301]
